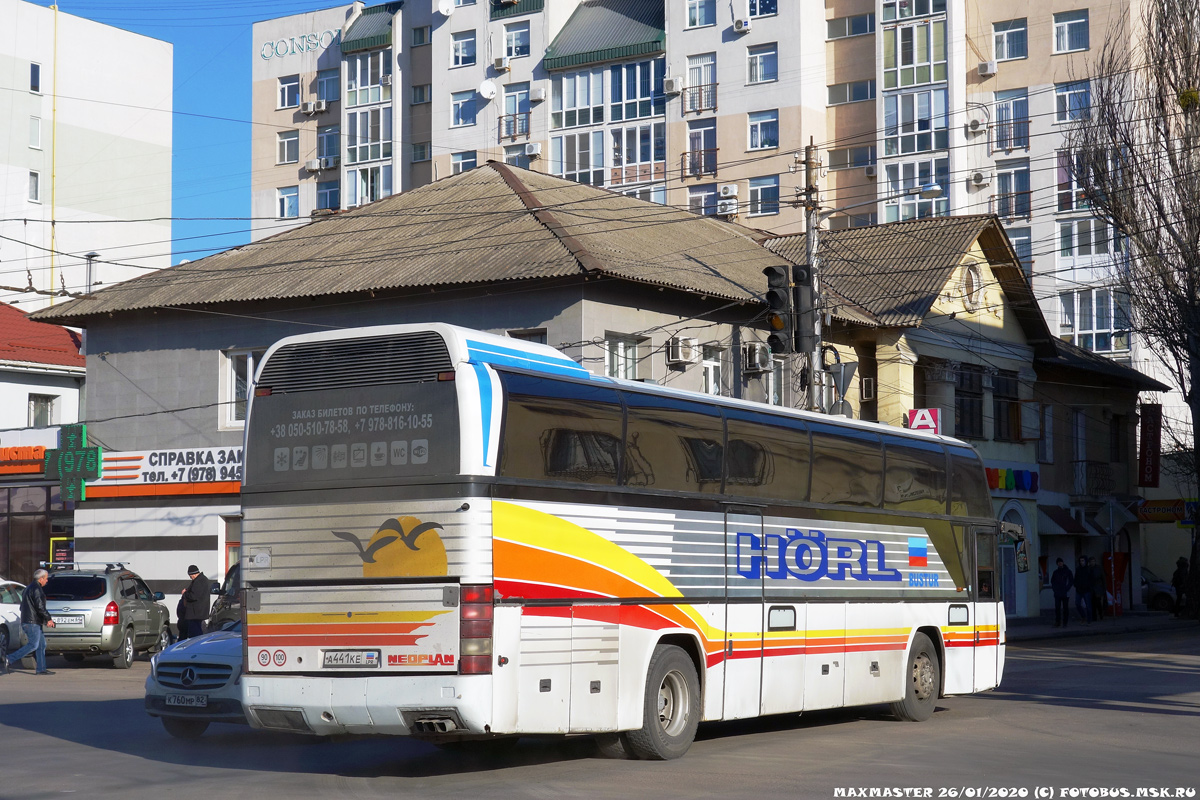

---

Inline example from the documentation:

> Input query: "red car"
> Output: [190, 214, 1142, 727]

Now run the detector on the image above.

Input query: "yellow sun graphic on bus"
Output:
[331, 516, 448, 578]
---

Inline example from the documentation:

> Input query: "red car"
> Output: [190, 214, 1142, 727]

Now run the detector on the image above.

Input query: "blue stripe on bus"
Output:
[472, 362, 495, 467]
[466, 341, 588, 376]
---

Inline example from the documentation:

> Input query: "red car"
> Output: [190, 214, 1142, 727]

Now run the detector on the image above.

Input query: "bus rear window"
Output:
[883, 435, 948, 513]
[949, 446, 992, 518]
[44, 576, 106, 601]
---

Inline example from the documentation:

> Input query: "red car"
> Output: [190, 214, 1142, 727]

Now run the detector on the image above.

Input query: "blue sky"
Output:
[32, 0, 343, 264]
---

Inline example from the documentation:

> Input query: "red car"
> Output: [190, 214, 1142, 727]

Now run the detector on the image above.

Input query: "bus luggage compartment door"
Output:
[723, 510, 763, 720]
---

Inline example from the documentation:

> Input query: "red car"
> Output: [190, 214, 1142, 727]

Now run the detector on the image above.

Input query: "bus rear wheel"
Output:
[625, 644, 700, 760]
[891, 632, 939, 722]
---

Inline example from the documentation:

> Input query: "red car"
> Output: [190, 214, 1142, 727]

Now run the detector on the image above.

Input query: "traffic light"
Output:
[793, 264, 815, 354]
[763, 265, 794, 354]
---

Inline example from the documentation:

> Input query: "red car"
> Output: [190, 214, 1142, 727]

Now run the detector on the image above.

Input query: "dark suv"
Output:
[42, 563, 172, 668]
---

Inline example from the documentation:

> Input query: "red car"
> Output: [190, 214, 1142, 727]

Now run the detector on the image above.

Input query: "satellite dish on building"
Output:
[436, 0, 454, 15]
[478, 80, 497, 100]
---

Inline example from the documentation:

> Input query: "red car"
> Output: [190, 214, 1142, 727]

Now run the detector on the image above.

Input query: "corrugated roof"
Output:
[31, 164, 792, 326]
[0, 302, 84, 369]
[544, 0, 664, 70]
[341, 2, 402, 54]
[1036, 337, 1171, 392]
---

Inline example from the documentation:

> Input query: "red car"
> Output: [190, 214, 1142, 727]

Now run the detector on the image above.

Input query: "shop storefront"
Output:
[0, 441, 75, 580]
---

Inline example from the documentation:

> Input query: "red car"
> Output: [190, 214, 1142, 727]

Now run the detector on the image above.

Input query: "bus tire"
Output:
[891, 632, 939, 722]
[625, 644, 700, 760]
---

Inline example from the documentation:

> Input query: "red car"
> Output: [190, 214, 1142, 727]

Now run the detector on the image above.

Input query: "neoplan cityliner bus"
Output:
[238, 324, 1005, 759]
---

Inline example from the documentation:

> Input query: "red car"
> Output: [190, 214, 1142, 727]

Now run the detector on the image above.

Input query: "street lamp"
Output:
[84, 252, 99, 294]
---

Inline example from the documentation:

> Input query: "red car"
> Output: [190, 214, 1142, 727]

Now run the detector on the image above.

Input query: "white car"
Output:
[1, 580, 25, 656]
[144, 621, 246, 738]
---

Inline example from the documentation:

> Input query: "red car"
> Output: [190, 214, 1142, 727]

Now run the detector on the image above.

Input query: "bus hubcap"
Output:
[658, 670, 689, 736]
[913, 654, 934, 700]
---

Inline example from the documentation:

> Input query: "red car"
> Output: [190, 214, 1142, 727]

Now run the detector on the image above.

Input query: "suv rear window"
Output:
[44, 576, 107, 601]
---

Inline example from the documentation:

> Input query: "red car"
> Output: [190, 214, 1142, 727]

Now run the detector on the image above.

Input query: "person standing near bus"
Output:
[1074, 556, 1093, 624]
[181, 565, 211, 639]
[2, 568, 57, 675]
[1051, 558, 1073, 627]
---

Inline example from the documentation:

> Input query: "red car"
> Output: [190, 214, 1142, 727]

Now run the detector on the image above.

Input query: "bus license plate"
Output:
[322, 650, 380, 668]
[166, 694, 207, 708]
[53, 615, 84, 626]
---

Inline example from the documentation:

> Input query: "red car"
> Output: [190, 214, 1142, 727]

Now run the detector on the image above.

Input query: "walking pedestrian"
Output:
[2, 568, 57, 675]
[1051, 558, 1073, 627]
[1074, 555, 1093, 624]
[181, 565, 211, 639]
[1171, 557, 1189, 617]
[1089, 557, 1108, 620]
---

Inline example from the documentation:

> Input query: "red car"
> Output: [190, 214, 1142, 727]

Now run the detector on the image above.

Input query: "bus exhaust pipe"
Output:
[413, 717, 458, 734]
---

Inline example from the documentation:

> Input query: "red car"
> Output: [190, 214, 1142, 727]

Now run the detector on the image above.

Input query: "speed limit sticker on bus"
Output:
[258, 650, 271, 666]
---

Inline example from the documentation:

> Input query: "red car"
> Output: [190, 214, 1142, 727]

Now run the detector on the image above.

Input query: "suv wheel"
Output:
[113, 628, 135, 669]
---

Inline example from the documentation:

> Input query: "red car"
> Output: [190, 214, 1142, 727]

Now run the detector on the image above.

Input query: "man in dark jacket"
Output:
[1050, 558, 1073, 627]
[1171, 557, 1189, 617]
[1074, 556, 1093, 624]
[3, 568, 57, 675]
[181, 565, 211, 639]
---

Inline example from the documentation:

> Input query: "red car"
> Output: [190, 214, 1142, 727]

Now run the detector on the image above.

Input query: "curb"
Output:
[1007, 617, 1198, 643]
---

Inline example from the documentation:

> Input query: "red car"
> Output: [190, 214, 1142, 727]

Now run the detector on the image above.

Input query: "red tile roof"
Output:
[0, 302, 84, 369]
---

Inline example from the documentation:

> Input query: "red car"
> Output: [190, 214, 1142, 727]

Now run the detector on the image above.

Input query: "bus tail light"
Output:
[459, 584, 493, 675]
[103, 601, 119, 626]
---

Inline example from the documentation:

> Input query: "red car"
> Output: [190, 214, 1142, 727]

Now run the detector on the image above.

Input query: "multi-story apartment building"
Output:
[0, 0, 173, 310]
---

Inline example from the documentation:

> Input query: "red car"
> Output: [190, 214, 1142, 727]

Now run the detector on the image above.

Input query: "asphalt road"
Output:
[1, 629, 1197, 800]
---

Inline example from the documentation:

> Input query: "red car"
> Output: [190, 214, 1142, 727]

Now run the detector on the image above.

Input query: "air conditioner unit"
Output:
[743, 342, 772, 373]
[524, 142, 542, 158]
[734, 18, 752, 33]
[966, 111, 987, 134]
[971, 170, 992, 187]
[719, 183, 739, 198]
[305, 159, 323, 172]
[864, 164, 878, 179]
[380, 74, 393, 86]
[663, 77, 684, 95]
[531, 87, 547, 102]
[667, 336, 699, 365]
[860, 376, 876, 402]
[494, 56, 511, 72]
[978, 61, 998, 77]
[717, 198, 739, 216]
[320, 156, 340, 170]
[302, 100, 328, 115]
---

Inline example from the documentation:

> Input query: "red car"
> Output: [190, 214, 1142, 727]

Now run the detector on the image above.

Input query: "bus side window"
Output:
[976, 530, 998, 600]
[810, 422, 882, 507]
[623, 392, 724, 493]
[724, 410, 810, 502]
[949, 446, 992, 518]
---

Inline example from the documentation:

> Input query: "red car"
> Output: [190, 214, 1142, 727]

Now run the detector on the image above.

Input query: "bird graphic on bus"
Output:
[331, 516, 448, 578]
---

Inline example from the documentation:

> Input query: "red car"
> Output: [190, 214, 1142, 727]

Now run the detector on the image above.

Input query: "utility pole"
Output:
[801, 139, 822, 412]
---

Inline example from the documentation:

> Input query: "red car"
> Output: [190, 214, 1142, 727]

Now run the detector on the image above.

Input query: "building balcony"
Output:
[1071, 459, 1115, 504]
[990, 190, 1032, 220]
[682, 83, 718, 114]
[681, 149, 718, 179]
[610, 161, 667, 187]
[499, 112, 531, 141]
[989, 120, 1030, 154]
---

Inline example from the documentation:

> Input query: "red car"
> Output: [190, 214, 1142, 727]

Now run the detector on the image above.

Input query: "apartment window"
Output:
[605, 335, 640, 380]
[702, 346, 724, 396]
[551, 131, 604, 185]
[1055, 81, 1090, 121]
[1059, 218, 1124, 260]
[317, 180, 339, 210]
[882, 0, 945, 21]
[317, 69, 339, 102]
[767, 358, 785, 406]
[455, 0, 475, 5]
[224, 349, 267, 425]
[748, 110, 778, 150]
[452, 91, 477, 127]
[412, 84, 431, 104]
[1053, 10, 1089, 53]
[883, 157, 950, 222]
[277, 186, 299, 218]
[685, 54, 717, 113]
[828, 13, 875, 39]
[29, 117, 41, 149]
[993, 371, 1021, 442]
[828, 145, 876, 170]
[278, 75, 300, 108]
[1060, 288, 1131, 353]
[748, 175, 780, 216]
[883, 20, 947, 89]
[685, 119, 717, 176]
[412, 141, 431, 162]
[610, 122, 666, 185]
[453, 31, 477, 67]
[1056, 150, 1089, 211]
[1037, 405, 1054, 463]
[995, 159, 1031, 218]
[502, 83, 531, 138]
[346, 165, 392, 205]
[747, 44, 778, 84]
[610, 58, 666, 122]
[412, 25, 431, 46]
[993, 89, 1030, 151]
[828, 79, 875, 105]
[452, 151, 477, 174]
[28, 171, 40, 203]
[28, 394, 56, 428]
[346, 108, 392, 164]
[954, 365, 984, 439]
[884, 87, 948, 155]
[689, 184, 718, 216]
[346, 50, 392, 107]
[994, 19, 1027, 60]
[277, 130, 299, 164]
[509, 329, 547, 344]
[750, 0, 777, 16]
[827, 212, 877, 230]
[504, 144, 530, 169]
[506, 21, 530, 58]
[624, 185, 667, 204]
[551, 68, 604, 129]
[1008, 227, 1033, 274]
[30, 63, 41, 93]
[317, 125, 339, 159]
[687, 0, 715, 28]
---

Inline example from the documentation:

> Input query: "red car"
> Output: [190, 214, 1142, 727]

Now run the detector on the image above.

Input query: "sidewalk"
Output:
[1007, 609, 1198, 642]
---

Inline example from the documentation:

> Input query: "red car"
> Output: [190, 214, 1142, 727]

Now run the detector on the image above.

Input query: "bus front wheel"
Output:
[891, 632, 939, 722]
[625, 644, 700, 760]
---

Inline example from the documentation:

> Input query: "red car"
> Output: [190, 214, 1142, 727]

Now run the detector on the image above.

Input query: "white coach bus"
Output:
[238, 324, 1005, 759]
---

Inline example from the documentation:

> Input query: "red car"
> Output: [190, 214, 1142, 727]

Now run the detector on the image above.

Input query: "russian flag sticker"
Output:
[908, 536, 928, 567]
